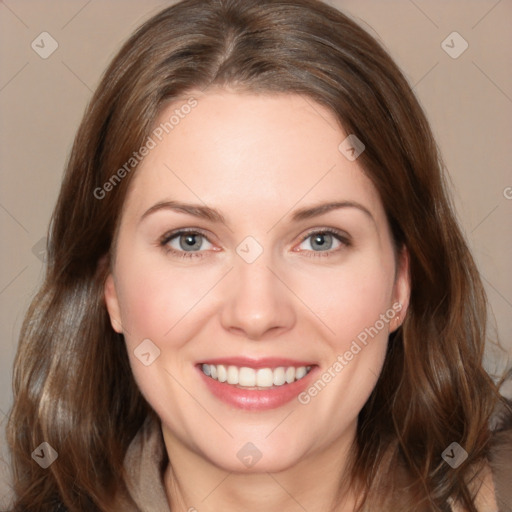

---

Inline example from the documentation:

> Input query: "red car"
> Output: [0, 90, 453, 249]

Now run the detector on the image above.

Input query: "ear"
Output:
[104, 273, 123, 333]
[390, 246, 411, 332]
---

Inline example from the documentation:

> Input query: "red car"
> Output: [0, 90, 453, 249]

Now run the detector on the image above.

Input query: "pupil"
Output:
[312, 233, 332, 251]
[180, 234, 201, 250]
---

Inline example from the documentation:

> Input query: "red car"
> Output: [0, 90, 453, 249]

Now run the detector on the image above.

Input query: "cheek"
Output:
[294, 252, 396, 348]
[114, 251, 220, 345]
[292, 257, 395, 425]
[116, 242, 396, 355]
[113, 251, 214, 420]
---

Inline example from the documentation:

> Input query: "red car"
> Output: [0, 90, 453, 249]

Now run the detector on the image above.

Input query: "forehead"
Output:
[122, 91, 385, 225]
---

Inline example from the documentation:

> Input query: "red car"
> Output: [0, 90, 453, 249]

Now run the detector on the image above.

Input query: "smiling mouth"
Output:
[200, 363, 313, 390]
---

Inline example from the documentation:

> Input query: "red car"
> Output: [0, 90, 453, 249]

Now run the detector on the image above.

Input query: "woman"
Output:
[7, 0, 512, 510]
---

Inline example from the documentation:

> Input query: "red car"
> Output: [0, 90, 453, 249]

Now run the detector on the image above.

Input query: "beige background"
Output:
[0, 0, 511, 506]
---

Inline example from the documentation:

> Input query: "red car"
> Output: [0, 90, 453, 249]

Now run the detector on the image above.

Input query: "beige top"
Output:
[120, 417, 171, 512]
[120, 417, 512, 512]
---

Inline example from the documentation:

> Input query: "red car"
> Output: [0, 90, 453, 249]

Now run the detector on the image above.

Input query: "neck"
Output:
[162, 424, 359, 512]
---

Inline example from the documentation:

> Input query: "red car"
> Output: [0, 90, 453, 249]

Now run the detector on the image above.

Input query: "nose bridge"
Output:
[219, 244, 296, 340]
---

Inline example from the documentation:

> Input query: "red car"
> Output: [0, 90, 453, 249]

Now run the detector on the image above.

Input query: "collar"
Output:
[123, 416, 171, 512]
[121, 415, 512, 511]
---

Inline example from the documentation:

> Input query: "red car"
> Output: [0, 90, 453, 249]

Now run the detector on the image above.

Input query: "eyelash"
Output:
[159, 228, 351, 260]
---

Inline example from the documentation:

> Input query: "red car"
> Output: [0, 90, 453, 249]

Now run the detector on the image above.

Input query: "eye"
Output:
[159, 228, 350, 259]
[296, 229, 350, 256]
[160, 229, 214, 258]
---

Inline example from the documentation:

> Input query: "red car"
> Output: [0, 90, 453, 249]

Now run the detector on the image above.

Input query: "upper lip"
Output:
[198, 357, 316, 369]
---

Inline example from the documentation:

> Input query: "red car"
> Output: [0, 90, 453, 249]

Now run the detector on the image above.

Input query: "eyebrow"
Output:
[140, 200, 374, 225]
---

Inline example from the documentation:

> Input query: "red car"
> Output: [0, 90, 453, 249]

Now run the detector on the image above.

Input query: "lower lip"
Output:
[196, 365, 318, 411]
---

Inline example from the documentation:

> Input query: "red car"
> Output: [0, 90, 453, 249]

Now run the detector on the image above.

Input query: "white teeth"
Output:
[285, 367, 295, 384]
[239, 367, 256, 386]
[273, 367, 286, 386]
[295, 366, 307, 379]
[227, 365, 239, 385]
[256, 368, 274, 387]
[217, 364, 227, 382]
[201, 363, 312, 388]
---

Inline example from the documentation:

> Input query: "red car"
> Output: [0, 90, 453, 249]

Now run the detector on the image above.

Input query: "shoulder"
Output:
[487, 427, 512, 512]
[449, 463, 499, 512]
[473, 464, 499, 512]
[451, 405, 512, 512]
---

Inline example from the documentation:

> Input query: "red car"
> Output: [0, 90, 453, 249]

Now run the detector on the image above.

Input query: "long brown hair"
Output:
[7, 0, 510, 510]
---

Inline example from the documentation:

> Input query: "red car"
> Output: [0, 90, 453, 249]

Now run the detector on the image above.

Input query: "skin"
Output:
[104, 90, 411, 512]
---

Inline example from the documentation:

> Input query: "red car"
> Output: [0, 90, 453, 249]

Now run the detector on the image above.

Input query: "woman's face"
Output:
[104, 90, 410, 473]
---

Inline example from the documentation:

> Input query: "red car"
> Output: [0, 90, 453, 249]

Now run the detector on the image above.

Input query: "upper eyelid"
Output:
[160, 227, 212, 243]
[299, 227, 350, 241]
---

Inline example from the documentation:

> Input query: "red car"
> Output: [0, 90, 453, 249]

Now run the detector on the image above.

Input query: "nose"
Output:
[219, 255, 296, 341]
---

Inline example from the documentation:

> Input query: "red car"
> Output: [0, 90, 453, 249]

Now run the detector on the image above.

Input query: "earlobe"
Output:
[104, 273, 123, 333]
[392, 247, 411, 331]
